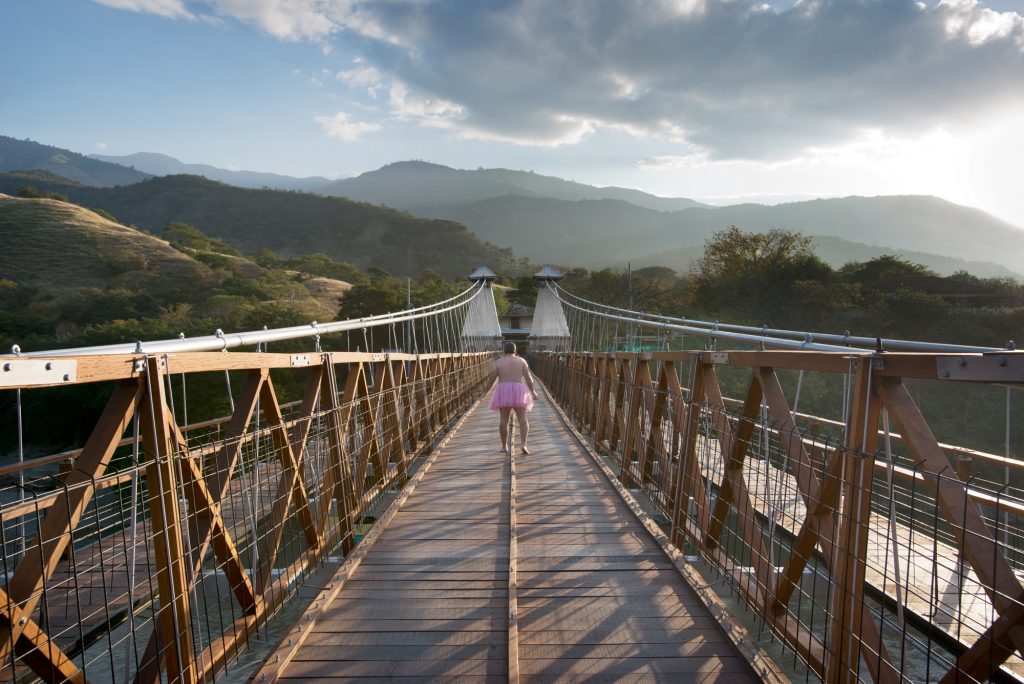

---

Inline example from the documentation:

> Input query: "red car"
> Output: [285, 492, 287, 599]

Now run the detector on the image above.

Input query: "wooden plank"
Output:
[260, 377, 769, 684]
[257, 391, 495, 683]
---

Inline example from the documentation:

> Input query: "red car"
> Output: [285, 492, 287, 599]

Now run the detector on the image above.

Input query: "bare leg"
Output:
[514, 406, 529, 453]
[498, 407, 511, 451]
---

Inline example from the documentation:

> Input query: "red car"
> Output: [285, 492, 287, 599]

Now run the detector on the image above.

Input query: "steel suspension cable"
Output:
[553, 282, 1005, 354]
[18, 282, 486, 357]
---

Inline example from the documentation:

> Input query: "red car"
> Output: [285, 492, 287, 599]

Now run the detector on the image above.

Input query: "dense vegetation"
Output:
[0, 171, 529, 279]
[541, 227, 1024, 348]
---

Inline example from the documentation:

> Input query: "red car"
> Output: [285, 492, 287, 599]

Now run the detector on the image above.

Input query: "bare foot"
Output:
[521, 446, 530, 455]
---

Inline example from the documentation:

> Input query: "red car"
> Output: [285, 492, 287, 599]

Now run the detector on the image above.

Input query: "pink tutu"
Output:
[489, 382, 534, 411]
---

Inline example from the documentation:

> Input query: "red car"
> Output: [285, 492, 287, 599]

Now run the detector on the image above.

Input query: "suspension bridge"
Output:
[1, 265, 1021, 683]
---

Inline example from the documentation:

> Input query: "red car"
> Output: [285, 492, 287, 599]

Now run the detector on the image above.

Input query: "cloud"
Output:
[94, 142, 109, 151]
[94, 0, 1024, 159]
[337, 63, 384, 97]
[314, 111, 381, 141]
[93, 0, 193, 20]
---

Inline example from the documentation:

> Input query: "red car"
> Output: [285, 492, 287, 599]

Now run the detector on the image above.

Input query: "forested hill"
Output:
[0, 172, 526, 279]
[0, 136, 150, 186]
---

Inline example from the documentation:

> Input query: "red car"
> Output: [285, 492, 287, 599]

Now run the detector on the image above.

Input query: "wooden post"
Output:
[140, 357, 197, 684]
[825, 359, 881, 684]
[620, 358, 652, 489]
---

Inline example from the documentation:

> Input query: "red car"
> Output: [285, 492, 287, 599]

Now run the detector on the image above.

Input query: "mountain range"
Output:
[0, 171, 522, 280]
[92, 151, 331, 192]
[4, 135, 1024, 279]
[414, 191, 1024, 277]
[321, 160, 707, 212]
[0, 135, 150, 186]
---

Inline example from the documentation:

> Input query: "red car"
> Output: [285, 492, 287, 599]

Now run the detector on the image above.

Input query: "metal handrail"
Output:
[10, 281, 484, 357]
[550, 283, 861, 353]
[554, 282, 1008, 354]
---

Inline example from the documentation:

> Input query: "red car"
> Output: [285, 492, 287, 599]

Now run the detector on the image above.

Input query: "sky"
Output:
[2, 0, 1024, 227]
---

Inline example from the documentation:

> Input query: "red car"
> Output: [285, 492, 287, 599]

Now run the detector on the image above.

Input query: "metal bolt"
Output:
[941, 369, 951, 378]
[262, 674, 267, 682]
[959, 357, 968, 367]
[19, 618, 26, 626]
[45, 362, 53, 370]
[2, 363, 10, 371]
[63, 374, 70, 381]
[1000, 357, 1008, 367]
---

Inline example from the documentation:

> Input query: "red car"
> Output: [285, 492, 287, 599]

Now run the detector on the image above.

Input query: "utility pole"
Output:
[406, 277, 412, 353]
[627, 262, 634, 350]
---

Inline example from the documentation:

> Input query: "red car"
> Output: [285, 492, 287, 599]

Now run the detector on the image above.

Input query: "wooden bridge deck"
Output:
[273, 389, 761, 682]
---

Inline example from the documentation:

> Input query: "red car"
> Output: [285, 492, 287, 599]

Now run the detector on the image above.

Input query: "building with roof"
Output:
[499, 302, 535, 341]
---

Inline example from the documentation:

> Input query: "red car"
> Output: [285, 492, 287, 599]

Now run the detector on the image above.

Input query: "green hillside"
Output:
[0, 194, 211, 295]
[0, 194, 340, 352]
[0, 172, 526, 279]
[0, 136, 150, 186]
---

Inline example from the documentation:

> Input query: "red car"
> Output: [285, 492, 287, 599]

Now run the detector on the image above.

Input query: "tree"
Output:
[840, 255, 935, 294]
[337, 271, 405, 320]
[690, 226, 836, 325]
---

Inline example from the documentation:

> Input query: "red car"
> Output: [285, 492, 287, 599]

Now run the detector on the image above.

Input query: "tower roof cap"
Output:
[533, 265, 563, 280]
[467, 265, 498, 281]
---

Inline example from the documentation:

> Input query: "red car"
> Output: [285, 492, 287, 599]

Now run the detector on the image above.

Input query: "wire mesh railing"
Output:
[0, 279, 497, 684]
[0, 350, 494, 683]
[533, 348, 1024, 684]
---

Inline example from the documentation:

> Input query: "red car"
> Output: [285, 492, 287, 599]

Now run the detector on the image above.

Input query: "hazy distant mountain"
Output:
[673, 196, 1024, 272]
[92, 151, 332, 192]
[409, 191, 1024, 276]
[421, 195, 679, 264]
[0, 135, 150, 186]
[323, 161, 707, 211]
[0, 172, 523, 279]
[614, 235, 1021, 279]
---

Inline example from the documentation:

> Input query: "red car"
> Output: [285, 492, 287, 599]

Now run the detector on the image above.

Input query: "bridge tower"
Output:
[460, 265, 503, 352]
[528, 265, 571, 352]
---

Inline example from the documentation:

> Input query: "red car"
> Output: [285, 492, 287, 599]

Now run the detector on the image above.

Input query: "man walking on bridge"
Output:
[485, 342, 539, 454]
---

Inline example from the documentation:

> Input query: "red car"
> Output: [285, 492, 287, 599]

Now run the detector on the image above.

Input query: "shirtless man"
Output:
[484, 342, 539, 454]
